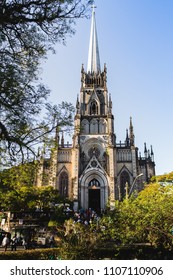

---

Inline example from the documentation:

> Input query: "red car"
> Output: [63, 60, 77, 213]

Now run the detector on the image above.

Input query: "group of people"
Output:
[1, 234, 28, 251]
[1, 232, 55, 251]
[1, 234, 17, 252]
[71, 208, 103, 225]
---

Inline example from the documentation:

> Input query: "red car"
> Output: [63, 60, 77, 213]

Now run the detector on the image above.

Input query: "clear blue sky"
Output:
[41, 0, 173, 176]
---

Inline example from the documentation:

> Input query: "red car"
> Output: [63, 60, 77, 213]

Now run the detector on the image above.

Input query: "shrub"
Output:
[0, 248, 61, 260]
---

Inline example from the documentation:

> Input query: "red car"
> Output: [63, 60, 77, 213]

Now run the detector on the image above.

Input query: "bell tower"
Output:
[72, 6, 116, 210]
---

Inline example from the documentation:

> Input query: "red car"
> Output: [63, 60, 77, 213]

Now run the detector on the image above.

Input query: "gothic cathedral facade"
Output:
[36, 9, 155, 211]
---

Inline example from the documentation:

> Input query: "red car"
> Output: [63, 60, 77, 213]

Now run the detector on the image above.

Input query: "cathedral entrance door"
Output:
[88, 189, 100, 211]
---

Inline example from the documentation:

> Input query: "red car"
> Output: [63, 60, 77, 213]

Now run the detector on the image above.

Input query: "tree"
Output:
[60, 218, 99, 259]
[132, 182, 173, 249]
[0, 161, 63, 211]
[0, 185, 35, 211]
[151, 171, 173, 183]
[0, 183, 62, 212]
[100, 179, 173, 251]
[35, 186, 62, 211]
[0, 0, 92, 165]
[0, 162, 37, 189]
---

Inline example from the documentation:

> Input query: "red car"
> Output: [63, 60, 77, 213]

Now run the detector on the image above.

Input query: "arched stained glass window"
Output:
[59, 172, 68, 197]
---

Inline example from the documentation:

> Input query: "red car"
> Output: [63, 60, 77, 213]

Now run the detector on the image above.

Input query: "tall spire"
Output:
[125, 129, 130, 146]
[144, 142, 147, 158]
[151, 145, 154, 162]
[129, 117, 135, 146]
[87, 5, 101, 73]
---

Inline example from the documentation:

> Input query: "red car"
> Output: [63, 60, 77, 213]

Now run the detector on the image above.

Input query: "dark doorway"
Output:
[88, 189, 100, 211]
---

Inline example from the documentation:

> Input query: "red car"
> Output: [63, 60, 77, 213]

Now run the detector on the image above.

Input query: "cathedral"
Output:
[36, 8, 155, 211]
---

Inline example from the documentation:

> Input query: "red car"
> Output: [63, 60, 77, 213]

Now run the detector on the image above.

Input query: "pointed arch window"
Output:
[59, 172, 68, 197]
[99, 119, 107, 134]
[89, 179, 100, 188]
[90, 101, 98, 115]
[120, 171, 130, 200]
[81, 119, 89, 134]
[90, 118, 98, 134]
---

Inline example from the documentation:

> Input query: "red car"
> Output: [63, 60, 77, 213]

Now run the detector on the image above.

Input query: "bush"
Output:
[1, 245, 173, 260]
[0, 248, 61, 260]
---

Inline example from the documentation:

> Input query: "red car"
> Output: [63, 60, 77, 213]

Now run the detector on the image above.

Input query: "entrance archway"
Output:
[88, 189, 100, 210]
[80, 171, 109, 210]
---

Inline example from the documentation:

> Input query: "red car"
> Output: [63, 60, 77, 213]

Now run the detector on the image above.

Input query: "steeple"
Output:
[151, 145, 154, 161]
[125, 129, 130, 146]
[144, 142, 147, 158]
[87, 5, 101, 73]
[129, 117, 135, 146]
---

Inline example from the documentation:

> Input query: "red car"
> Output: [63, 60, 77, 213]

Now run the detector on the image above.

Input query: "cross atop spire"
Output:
[87, 5, 101, 73]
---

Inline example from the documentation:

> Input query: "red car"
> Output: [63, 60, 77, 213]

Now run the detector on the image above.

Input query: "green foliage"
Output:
[0, 162, 37, 211]
[0, 162, 37, 189]
[151, 172, 173, 182]
[99, 179, 173, 251]
[0, 245, 172, 260]
[0, 248, 61, 260]
[0, 162, 66, 211]
[0, 182, 62, 212]
[60, 218, 100, 259]
[132, 183, 173, 248]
